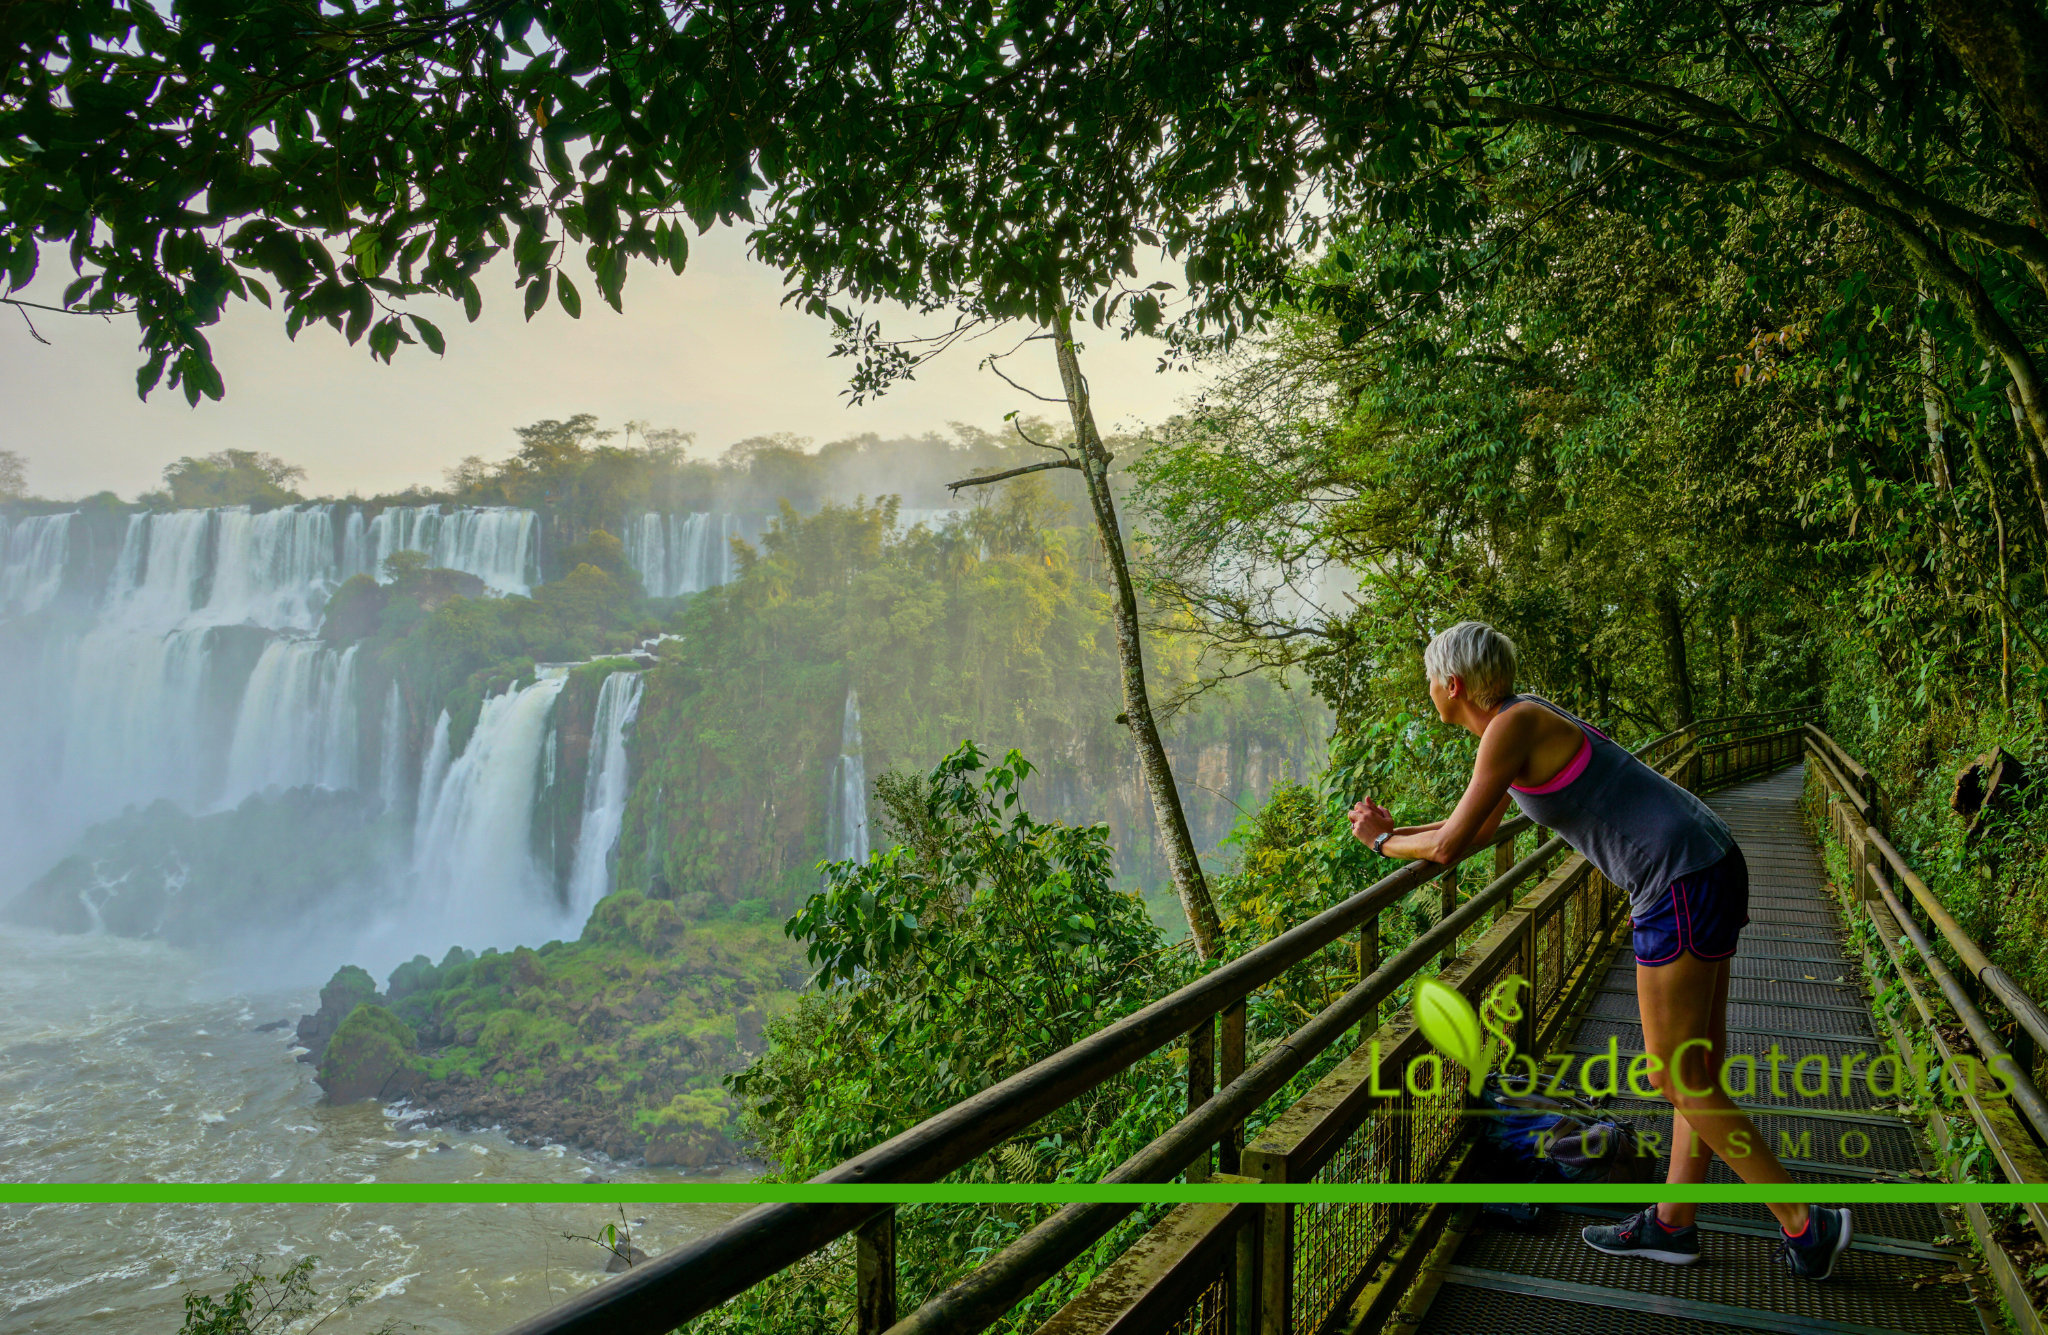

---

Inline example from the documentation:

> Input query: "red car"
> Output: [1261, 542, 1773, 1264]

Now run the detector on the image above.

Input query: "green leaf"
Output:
[523, 276, 548, 320]
[557, 271, 582, 318]
[408, 314, 445, 355]
[1412, 977, 1482, 1072]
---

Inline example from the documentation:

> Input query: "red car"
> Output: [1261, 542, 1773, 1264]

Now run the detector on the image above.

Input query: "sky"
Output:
[1, 226, 1210, 502]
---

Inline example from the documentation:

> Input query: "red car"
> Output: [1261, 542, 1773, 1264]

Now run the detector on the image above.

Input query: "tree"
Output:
[160, 449, 306, 508]
[0, 449, 24, 500]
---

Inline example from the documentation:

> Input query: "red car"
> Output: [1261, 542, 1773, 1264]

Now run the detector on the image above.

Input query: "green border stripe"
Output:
[2, 1184, 2043, 1204]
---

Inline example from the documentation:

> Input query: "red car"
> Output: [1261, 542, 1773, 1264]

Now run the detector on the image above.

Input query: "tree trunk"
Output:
[1655, 582, 1696, 727]
[1050, 311, 1224, 960]
[2004, 381, 2048, 548]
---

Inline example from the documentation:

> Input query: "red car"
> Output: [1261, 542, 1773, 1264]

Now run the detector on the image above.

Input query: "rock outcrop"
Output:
[295, 965, 379, 1065]
[317, 1004, 421, 1104]
[296, 898, 802, 1167]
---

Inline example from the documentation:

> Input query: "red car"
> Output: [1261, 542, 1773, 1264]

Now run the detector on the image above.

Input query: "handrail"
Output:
[876, 835, 1572, 1335]
[1869, 866, 2048, 1144]
[1805, 723, 2048, 1062]
[497, 713, 1796, 1335]
[1030, 716, 1807, 1335]
[1804, 725, 2048, 1187]
[1864, 828, 2048, 1061]
[498, 816, 1537, 1335]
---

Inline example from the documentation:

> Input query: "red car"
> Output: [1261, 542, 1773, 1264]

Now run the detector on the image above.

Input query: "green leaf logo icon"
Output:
[1413, 978, 1484, 1072]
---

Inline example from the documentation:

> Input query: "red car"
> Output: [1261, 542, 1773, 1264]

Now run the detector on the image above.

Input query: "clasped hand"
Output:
[1347, 797, 1394, 847]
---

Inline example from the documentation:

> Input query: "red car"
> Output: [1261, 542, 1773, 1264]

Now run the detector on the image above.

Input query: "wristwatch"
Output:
[1372, 830, 1394, 858]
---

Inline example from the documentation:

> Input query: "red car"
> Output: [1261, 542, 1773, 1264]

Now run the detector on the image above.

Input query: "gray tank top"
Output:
[1498, 694, 1734, 918]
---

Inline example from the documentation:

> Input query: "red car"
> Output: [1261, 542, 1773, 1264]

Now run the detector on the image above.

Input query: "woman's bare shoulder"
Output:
[1493, 696, 1583, 744]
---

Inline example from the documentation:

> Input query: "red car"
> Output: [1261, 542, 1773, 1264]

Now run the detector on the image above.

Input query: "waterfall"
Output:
[625, 513, 769, 597]
[377, 681, 409, 813]
[104, 510, 215, 625]
[413, 710, 453, 849]
[356, 505, 536, 594]
[0, 512, 75, 619]
[220, 640, 361, 802]
[826, 688, 870, 865]
[567, 670, 645, 916]
[410, 674, 570, 925]
[199, 505, 342, 629]
[56, 624, 225, 820]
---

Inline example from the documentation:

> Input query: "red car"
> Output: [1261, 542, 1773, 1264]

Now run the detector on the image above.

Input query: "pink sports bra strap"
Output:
[1511, 732, 1592, 795]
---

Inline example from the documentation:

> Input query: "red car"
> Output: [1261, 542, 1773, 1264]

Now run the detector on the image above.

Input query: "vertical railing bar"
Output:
[1220, 1001, 1247, 1175]
[1187, 1017, 1215, 1183]
[855, 1208, 897, 1335]
[1439, 862, 1459, 968]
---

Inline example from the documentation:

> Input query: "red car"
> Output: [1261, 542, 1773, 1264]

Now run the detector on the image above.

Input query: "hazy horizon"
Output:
[1, 224, 1208, 503]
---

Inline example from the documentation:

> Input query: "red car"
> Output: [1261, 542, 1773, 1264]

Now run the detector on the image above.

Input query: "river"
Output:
[0, 927, 751, 1334]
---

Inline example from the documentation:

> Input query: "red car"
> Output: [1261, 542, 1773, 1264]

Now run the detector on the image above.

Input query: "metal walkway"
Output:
[1409, 764, 1998, 1335]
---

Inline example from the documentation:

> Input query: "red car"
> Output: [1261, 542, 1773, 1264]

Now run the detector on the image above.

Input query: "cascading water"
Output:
[566, 670, 645, 917]
[625, 513, 769, 598]
[413, 709, 454, 851]
[826, 688, 870, 865]
[0, 502, 556, 880]
[376, 680, 409, 812]
[350, 505, 536, 594]
[221, 640, 361, 801]
[0, 512, 74, 618]
[408, 673, 571, 935]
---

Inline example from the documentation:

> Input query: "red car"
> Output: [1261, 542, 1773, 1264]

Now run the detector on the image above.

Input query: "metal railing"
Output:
[1038, 715, 1813, 1335]
[1802, 724, 2048, 1330]
[497, 711, 1810, 1335]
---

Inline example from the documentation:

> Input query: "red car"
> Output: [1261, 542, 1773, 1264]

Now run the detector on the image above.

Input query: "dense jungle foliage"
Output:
[613, 484, 1327, 913]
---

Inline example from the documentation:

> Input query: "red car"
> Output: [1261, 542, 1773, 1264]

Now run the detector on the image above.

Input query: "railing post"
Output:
[1516, 911, 1538, 1063]
[1188, 1018, 1215, 1183]
[1494, 834, 1515, 923]
[1439, 863, 1459, 968]
[1358, 913, 1381, 1030]
[1220, 1001, 1246, 1175]
[856, 1209, 897, 1335]
[1229, 1185, 1263, 1335]
[1258, 1202, 1292, 1335]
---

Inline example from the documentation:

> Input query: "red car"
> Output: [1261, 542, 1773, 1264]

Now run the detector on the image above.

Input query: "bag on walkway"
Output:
[1471, 1072, 1654, 1188]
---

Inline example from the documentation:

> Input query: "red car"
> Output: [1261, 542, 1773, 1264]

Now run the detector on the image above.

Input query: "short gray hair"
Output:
[1424, 621, 1517, 707]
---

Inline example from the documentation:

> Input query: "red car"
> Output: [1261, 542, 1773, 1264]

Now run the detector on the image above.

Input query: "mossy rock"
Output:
[317, 1003, 422, 1105]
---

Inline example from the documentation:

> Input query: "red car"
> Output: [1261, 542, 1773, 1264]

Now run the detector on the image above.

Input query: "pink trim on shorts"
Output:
[1633, 886, 1686, 965]
[1512, 734, 1593, 795]
[1635, 879, 1744, 967]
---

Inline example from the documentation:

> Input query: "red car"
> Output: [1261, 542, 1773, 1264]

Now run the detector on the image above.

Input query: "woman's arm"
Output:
[1348, 710, 1539, 863]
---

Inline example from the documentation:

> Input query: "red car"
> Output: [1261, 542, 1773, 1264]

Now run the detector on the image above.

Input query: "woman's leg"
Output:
[1655, 955, 1729, 1227]
[1637, 950, 1810, 1234]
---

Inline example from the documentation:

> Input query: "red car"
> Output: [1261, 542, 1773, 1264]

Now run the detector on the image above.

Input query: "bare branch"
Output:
[12, 303, 49, 345]
[1011, 419, 1068, 453]
[945, 459, 1085, 493]
[982, 345, 1069, 403]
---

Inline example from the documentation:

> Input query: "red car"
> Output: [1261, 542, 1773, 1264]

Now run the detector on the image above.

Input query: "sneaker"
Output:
[1580, 1207, 1702, 1265]
[1777, 1205, 1852, 1280]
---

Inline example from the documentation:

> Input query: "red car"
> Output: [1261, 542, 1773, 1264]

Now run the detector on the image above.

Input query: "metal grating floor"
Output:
[1410, 764, 1992, 1335]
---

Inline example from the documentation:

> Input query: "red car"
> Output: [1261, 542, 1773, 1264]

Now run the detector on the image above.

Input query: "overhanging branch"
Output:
[945, 458, 1087, 493]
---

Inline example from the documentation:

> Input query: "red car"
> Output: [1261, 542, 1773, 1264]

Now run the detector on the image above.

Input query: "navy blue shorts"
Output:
[1631, 846, 1750, 966]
